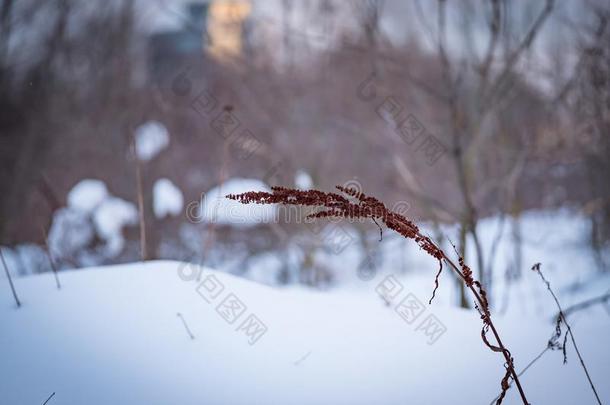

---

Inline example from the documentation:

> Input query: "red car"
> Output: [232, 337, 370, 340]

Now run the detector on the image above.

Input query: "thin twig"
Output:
[532, 263, 603, 405]
[134, 143, 147, 261]
[0, 247, 20, 307]
[293, 350, 312, 366]
[177, 312, 195, 340]
[42, 391, 55, 405]
[371, 217, 383, 241]
[41, 226, 61, 289]
[198, 138, 230, 281]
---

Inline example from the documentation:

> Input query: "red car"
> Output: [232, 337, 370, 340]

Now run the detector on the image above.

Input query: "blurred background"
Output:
[1, 0, 609, 310]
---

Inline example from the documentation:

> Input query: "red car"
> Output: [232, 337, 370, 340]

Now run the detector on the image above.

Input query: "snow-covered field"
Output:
[1, 261, 608, 404]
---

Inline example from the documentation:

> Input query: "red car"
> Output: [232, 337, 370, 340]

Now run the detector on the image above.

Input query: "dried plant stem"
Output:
[135, 155, 147, 261]
[0, 247, 21, 307]
[41, 226, 61, 289]
[490, 346, 550, 405]
[443, 254, 529, 404]
[532, 263, 602, 405]
[42, 391, 55, 405]
[228, 186, 529, 405]
[177, 312, 195, 340]
[198, 139, 230, 281]
[491, 291, 610, 404]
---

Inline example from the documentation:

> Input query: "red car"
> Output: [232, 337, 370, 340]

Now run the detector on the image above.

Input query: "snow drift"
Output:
[1, 261, 608, 404]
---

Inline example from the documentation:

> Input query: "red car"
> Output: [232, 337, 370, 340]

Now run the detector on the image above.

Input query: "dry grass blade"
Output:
[0, 247, 21, 308]
[41, 226, 61, 290]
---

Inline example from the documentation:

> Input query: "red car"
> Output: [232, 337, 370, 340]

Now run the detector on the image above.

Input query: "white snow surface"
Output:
[1, 261, 609, 404]
[153, 178, 184, 219]
[198, 178, 277, 227]
[66, 179, 108, 213]
[134, 121, 169, 161]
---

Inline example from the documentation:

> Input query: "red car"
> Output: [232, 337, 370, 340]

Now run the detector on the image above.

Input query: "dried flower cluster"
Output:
[229, 185, 445, 302]
[458, 256, 474, 287]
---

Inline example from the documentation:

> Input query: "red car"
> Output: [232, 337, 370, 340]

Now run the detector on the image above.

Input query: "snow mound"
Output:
[0, 261, 608, 404]
[243, 252, 284, 285]
[134, 121, 169, 161]
[295, 169, 313, 189]
[198, 178, 277, 227]
[48, 208, 95, 259]
[153, 178, 184, 219]
[47, 179, 138, 265]
[15, 244, 51, 274]
[0, 245, 51, 277]
[93, 197, 138, 257]
[67, 179, 108, 213]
